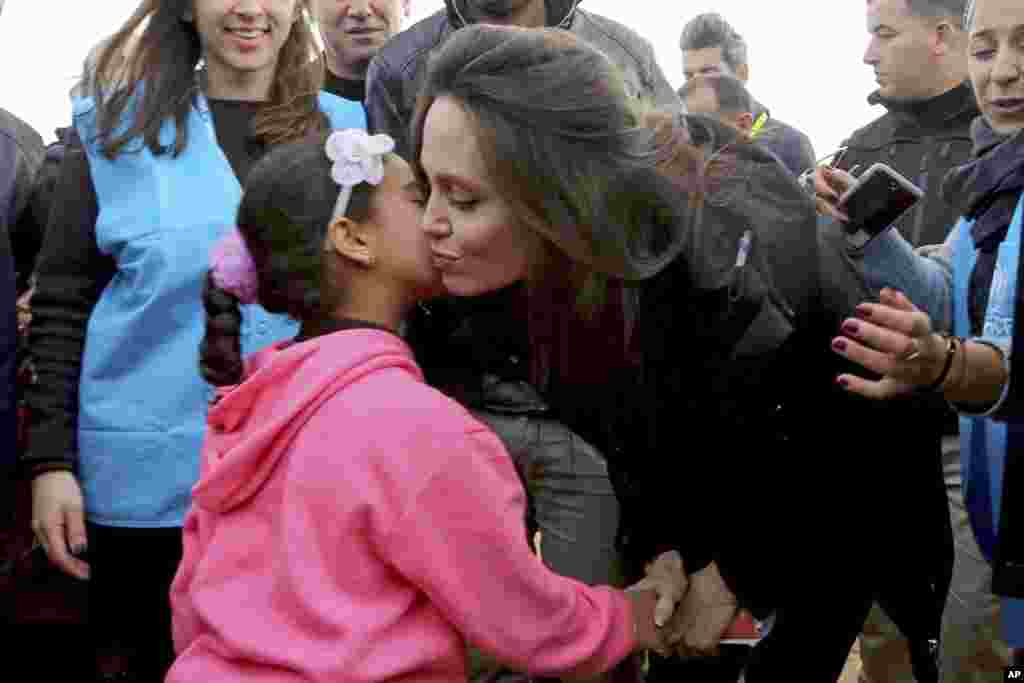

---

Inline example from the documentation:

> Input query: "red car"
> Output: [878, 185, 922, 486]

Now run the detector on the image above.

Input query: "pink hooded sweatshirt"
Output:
[167, 329, 635, 683]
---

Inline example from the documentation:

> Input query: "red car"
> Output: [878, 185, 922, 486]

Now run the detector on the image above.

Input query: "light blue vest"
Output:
[73, 91, 365, 527]
[952, 195, 1024, 645]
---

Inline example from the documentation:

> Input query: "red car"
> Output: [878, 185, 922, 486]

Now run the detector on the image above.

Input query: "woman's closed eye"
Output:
[449, 195, 479, 211]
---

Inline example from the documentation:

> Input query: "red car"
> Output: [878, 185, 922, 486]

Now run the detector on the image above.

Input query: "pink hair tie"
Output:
[210, 228, 259, 305]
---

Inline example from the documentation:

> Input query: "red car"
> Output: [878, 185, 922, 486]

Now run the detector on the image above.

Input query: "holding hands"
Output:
[661, 561, 738, 659]
[625, 550, 688, 655]
[625, 552, 739, 659]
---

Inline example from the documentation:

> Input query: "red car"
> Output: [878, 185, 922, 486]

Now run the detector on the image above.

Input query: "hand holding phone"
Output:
[837, 163, 923, 248]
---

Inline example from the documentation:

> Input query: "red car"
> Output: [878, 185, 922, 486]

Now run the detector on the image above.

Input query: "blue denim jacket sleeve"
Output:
[861, 226, 1020, 418]
[859, 227, 955, 333]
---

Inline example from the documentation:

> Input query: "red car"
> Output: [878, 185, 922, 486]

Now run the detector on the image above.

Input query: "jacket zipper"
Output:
[911, 137, 933, 246]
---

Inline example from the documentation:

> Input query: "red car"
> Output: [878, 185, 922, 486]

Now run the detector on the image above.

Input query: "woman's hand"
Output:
[31, 470, 90, 580]
[832, 288, 947, 398]
[662, 561, 737, 659]
[809, 166, 855, 223]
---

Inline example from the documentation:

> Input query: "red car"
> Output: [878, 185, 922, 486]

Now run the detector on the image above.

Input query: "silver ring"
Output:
[900, 349, 922, 362]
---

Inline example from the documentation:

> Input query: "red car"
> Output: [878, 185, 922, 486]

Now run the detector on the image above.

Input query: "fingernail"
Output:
[71, 543, 87, 557]
[842, 321, 859, 335]
[832, 339, 847, 352]
[855, 306, 873, 319]
[837, 377, 849, 388]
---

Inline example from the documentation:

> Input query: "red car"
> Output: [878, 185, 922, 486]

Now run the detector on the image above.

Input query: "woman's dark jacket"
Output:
[406, 115, 952, 637]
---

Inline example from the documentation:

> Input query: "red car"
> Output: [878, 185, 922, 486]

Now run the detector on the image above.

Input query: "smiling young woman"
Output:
[23, 1, 366, 680]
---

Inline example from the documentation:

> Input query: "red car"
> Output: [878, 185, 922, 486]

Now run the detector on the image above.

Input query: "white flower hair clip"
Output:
[325, 129, 396, 220]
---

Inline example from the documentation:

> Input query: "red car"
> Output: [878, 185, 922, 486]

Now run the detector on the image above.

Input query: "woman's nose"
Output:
[422, 201, 452, 238]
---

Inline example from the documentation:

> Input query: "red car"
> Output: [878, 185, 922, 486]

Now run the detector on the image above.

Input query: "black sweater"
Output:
[23, 100, 266, 475]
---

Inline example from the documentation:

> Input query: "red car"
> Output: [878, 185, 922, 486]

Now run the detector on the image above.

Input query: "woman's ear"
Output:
[325, 216, 376, 267]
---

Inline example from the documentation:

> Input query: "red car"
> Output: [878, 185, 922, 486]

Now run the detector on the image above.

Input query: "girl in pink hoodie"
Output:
[166, 130, 675, 683]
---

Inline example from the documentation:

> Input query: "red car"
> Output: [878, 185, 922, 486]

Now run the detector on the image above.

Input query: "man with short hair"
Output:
[313, 0, 411, 105]
[679, 12, 815, 176]
[680, 74, 756, 136]
[365, 0, 680, 159]
[829, 1, 1012, 681]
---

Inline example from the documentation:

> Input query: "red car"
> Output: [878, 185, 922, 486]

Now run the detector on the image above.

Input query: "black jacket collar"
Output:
[867, 81, 978, 130]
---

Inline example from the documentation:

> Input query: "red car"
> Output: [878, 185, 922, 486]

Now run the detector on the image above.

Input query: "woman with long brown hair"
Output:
[23, 1, 364, 679]
[409, 23, 926, 682]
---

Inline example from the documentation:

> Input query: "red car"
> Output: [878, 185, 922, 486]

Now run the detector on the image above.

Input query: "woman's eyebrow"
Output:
[436, 173, 484, 194]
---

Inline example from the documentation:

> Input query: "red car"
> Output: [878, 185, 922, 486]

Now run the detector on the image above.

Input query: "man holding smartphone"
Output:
[818, 1, 1013, 681]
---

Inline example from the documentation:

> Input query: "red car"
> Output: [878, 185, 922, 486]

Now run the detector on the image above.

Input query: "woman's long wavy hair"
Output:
[409, 24, 700, 395]
[85, 0, 327, 160]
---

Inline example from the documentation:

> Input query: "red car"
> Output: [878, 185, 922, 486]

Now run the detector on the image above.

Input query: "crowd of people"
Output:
[1, 1, 1022, 682]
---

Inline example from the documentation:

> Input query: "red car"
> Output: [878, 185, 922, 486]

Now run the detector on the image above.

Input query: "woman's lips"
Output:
[991, 98, 1024, 116]
[431, 250, 460, 267]
[224, 27, 270, 51]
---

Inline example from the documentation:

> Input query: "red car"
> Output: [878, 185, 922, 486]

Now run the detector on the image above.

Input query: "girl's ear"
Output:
[325, 216, 376, 267]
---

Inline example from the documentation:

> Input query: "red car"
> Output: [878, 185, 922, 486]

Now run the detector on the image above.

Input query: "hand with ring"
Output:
[831, 288, 948, 398]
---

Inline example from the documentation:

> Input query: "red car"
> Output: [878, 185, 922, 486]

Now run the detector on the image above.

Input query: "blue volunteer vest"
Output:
[72, 90, 365, 527]
[952, 195, 1024, 645]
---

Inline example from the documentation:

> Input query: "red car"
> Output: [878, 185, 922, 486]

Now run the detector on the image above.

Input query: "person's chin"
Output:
[343, 34, 386, 54]
[985, 112, 1024, 137]
[441, 274, 492, 298]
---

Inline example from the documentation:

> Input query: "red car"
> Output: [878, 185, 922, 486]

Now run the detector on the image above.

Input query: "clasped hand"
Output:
[625, 552, 738, 659]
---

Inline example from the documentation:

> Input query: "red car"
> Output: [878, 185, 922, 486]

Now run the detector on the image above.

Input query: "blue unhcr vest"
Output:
[952, 195, 1024, 645]
[72, 91, 365, 527]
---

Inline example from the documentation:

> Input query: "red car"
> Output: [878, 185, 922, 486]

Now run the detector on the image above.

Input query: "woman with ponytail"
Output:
[167, 130, 676, 681]
[22, 1, 363, 678]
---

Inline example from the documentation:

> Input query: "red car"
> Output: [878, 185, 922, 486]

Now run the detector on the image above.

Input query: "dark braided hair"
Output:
[199, 131, 374, 387]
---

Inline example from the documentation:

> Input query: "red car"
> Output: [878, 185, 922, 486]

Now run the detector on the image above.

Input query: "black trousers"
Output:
[645, 645, 752, 683]
[87, 523, 183, 682]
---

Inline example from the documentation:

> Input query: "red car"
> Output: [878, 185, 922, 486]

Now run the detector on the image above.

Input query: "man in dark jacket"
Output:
[678, 12, 815, 177]
[0, 107, 43, 480]
[365, 0, 681, 158]
[829, 1, 1010, 680]
[312, 0, 410, 105]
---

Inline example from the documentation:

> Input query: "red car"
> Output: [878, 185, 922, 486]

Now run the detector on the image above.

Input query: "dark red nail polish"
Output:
[837, 377, 849, 388]
[855, 306, 873, 319]
[842, 322, 859, 335]
[832, 339, 847, 352]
